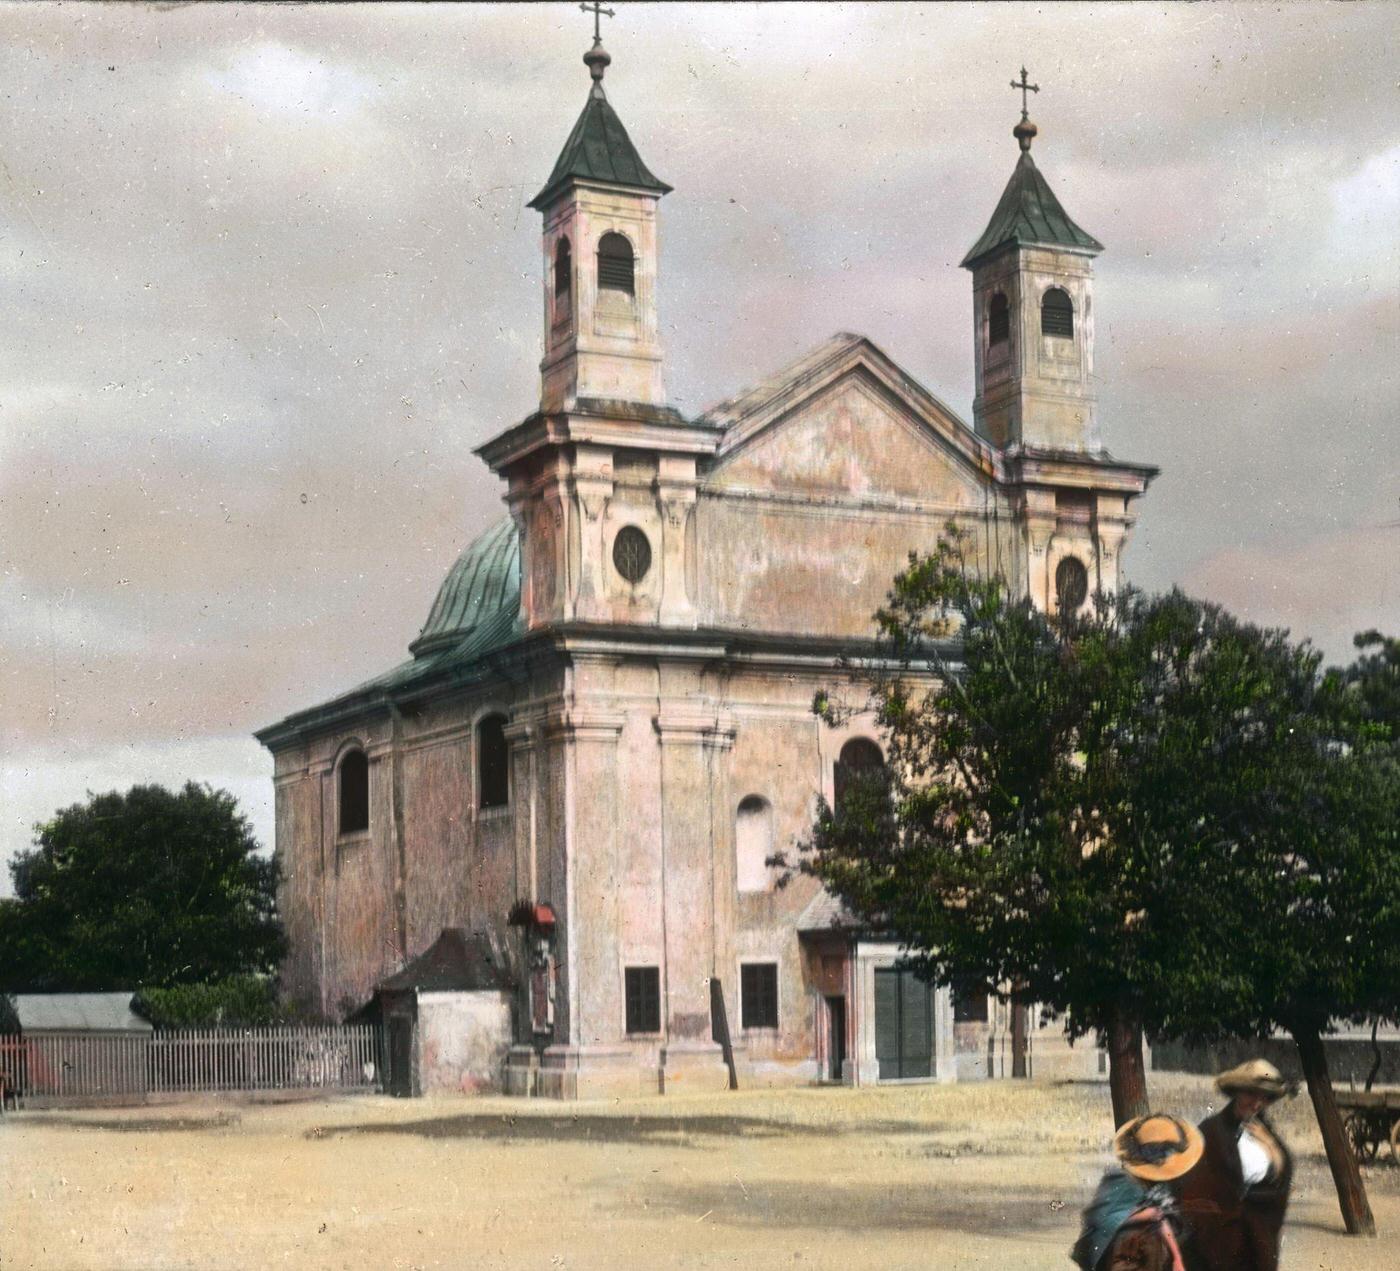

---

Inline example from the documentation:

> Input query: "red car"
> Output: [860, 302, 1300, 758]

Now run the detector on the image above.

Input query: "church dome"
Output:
[411, 516, 520, 658]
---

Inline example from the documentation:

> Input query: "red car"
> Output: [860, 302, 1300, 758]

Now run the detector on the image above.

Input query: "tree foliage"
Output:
[800, 532, 1400, 1120]
[0, 783, 284, 993]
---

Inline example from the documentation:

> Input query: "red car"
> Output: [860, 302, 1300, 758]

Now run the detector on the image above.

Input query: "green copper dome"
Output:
[411, 516, 521, 658]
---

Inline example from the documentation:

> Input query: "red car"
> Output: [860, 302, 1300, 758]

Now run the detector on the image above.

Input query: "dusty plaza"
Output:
[2, 1076, 1398, 1269]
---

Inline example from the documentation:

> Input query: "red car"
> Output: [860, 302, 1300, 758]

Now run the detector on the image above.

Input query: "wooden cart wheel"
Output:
[1389, 1115, 1400, 1165]
[1345, 1111, 1379, 1164]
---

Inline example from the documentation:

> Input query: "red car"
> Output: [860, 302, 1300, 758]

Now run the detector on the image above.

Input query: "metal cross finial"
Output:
[580, 1, 615, 44]
[1011, 66, 1040, 120]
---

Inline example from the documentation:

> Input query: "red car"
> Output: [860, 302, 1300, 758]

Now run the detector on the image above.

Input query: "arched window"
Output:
[1041, 287, 1074, 339]
[597, 232, 635, 296]
[988, 292, 1009, 346]
[735, 795, 774, 893]
[834, 737, 884, 810]
[554, 237, 572, 301]
[338, 748, 369, 836]
[1055, 555, 1089, 620]
[477, 714, 510, 810]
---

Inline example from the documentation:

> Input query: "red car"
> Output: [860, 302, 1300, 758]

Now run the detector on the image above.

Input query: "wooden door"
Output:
[874, 968, 933, 1080]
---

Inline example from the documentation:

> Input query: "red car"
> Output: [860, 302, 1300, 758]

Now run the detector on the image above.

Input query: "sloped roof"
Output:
[13, 992, 153, 1032]
[376, 929, 515, 993]
[528, 84, 671, 210]
[795, 889, 861, 934]
[962, 150, 1102, 269]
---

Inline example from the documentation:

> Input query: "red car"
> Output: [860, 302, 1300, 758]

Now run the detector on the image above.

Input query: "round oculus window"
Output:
[612, 525, 652, 584]
[1055, 555, 1089, 615]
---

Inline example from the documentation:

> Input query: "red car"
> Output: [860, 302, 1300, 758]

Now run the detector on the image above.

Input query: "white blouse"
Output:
[1238, 1125, 1273, 1186]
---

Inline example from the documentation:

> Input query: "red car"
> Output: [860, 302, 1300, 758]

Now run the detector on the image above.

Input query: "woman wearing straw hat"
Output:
[1177, 1059, 1295, 1271]
[1071, 1113, 1204, 1270]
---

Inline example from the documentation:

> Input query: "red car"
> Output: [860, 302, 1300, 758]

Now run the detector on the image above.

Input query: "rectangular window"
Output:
[740, 962, 779, 1030]
[952, 980, 989, 1023]
[624, 966, 661, 1035]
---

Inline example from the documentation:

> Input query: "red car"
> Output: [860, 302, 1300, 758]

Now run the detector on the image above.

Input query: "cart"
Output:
[1336, 1089, 1400, 1164]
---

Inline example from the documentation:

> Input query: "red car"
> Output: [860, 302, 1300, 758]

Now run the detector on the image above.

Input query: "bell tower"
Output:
[529, 26, 671, 413]
[963, 71, 1103, 454]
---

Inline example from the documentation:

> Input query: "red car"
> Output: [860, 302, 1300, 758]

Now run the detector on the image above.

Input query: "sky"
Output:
[2, 2, 1397, 887]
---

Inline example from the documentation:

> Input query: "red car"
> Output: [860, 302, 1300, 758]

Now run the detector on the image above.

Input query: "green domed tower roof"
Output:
[410, 516, 521, 658]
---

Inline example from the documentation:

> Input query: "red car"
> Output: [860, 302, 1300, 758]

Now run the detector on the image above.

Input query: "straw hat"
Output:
[1114, 1114, 1205, 1183]
[1215, 1058, 1292, 1101]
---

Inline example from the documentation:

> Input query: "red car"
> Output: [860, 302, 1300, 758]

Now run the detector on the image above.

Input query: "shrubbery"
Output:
[133, 975, 282, 1029]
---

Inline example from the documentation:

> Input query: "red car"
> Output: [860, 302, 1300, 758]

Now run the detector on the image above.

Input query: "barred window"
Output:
[1041, 287, 1074, 339]
[741, 963, 779, 1030]
[625, 966, 661, 1034]
[597, 232, 635, 295]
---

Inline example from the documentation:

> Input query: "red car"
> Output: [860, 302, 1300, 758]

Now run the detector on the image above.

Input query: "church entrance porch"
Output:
[800, 932, 955, 1088]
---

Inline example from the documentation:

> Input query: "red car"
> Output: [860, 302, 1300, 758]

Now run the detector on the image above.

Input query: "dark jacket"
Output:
[1176, 1107, 1292, 1271]
[1072, 1172, 1190, 1271]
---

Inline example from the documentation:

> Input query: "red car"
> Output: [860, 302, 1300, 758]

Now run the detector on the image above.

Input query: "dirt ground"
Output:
[3, 1075, 1398, 1270]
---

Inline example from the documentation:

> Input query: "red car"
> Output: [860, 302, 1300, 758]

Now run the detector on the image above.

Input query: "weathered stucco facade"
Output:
[257, 40, 1155, 1097]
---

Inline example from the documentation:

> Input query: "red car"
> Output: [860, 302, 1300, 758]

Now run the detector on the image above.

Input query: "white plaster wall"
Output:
[417, 991, 513, 1094]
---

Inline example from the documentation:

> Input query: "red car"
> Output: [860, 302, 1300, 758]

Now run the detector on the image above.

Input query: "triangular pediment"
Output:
[703, 334, 991, 502]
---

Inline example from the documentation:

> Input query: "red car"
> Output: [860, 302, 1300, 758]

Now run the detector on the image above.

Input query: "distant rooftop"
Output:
[12, 992, 152, 1033]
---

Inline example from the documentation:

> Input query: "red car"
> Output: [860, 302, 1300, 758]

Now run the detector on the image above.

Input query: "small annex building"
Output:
[257, 33, 1156, 1098]
[10, 992, 152, 1035]
[367, 928, 516, 1097]
[2, 992, 152, 1106]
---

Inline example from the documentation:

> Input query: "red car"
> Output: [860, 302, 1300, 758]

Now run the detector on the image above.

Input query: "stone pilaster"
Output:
[569, 445, 614, 622]
[653, 692, 735, 1094]
[656, 454, 697, 627]
[1019, 487, 1058, 612]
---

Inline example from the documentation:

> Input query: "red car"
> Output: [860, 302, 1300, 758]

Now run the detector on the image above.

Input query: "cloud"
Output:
[1181, 522, 1400, 664]
[1, 2, 1396, 877]
[205, 42, 379, 120]
[1, 736, 274, 898]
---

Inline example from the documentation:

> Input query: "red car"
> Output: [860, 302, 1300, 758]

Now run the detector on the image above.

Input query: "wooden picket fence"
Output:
[0, 1026, 378, 1109]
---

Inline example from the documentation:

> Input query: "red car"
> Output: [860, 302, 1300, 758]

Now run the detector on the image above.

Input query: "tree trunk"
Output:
[1294, 1024, 1376, 1237]
[1106, 1009, 1149, 1127]
[1010, 991, 1029, 1078]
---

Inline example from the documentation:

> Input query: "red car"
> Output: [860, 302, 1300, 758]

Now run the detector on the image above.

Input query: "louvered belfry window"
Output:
[988, 292, 1010, 345]
[1041, 287, 1074, 339]
[597, 232, 635, 295]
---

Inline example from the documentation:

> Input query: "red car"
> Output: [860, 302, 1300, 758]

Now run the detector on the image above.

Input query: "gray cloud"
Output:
[2, 2, 1397, 882]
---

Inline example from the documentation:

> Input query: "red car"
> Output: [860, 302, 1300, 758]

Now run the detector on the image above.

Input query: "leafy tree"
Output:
[799, 532, 1397, 1234]
[0, 783, 283, 993]
[1332, 630, 1400, 744]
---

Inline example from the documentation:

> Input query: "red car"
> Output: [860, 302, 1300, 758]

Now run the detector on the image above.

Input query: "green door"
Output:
[874, 967, 933, 1080]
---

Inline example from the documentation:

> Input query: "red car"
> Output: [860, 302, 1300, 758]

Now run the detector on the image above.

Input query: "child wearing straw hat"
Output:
[1176, 1058, 1295, 1271]
[1071, 1113, 1204, 1271]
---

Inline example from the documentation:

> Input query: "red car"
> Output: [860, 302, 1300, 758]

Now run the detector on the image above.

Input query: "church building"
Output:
[256, 36, 1156, 1098]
